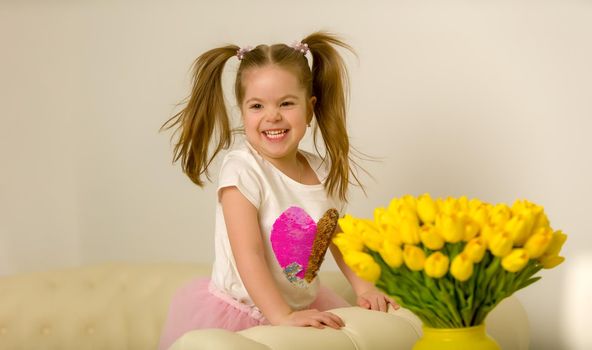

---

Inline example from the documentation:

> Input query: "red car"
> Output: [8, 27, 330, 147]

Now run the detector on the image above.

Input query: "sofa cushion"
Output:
[0, 263, 208, 349]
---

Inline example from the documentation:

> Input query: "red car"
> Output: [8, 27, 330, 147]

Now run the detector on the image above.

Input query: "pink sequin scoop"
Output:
[270, 207, 317, 287]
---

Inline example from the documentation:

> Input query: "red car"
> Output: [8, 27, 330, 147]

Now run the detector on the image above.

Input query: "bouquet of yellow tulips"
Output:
[334, 194, 567, 328]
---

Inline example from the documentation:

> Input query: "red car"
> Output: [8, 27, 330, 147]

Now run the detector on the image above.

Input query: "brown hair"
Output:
[162, 31, 363, 202]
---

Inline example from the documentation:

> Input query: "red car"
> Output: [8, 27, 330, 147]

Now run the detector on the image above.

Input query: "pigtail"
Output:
[303, 32, 362, 202]
[161, 45, 239, 187]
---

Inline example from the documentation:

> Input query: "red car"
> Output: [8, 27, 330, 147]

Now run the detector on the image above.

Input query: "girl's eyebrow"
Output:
[244, 95, 299, 104]
[244, 97, 262, 104]
[280, 94, 299, 100]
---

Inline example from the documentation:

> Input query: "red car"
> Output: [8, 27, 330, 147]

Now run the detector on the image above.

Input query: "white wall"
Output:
[1, 0, 590, 348]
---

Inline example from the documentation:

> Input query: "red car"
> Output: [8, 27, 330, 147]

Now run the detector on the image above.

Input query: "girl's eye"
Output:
[250, 103, 263, 110]
[281, 101, 294, 107]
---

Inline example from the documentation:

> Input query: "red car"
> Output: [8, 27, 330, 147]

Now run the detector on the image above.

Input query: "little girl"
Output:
[158, 31, 397, 350]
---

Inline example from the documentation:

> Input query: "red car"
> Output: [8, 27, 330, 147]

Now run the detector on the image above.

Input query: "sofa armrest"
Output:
[168, 328, 271, 350]
[169, 306, 420, 350]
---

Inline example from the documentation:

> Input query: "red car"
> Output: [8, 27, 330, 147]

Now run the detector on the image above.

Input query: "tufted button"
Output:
[41, 326, 51, 335]
[86, 326, 95, 335]
[0, 327, 6, 335]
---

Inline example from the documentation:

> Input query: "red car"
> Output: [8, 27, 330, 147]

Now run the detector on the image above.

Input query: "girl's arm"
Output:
[330, 234, 400, 312]
[220, 186, 344, 329]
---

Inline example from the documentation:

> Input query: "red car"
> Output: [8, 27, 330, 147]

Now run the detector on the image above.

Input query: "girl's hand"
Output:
[356, 289, 400, 312]
[278, 309, 345, 329]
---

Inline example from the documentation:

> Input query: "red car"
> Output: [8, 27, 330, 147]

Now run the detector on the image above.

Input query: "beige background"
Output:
[1, 0, 591, 348]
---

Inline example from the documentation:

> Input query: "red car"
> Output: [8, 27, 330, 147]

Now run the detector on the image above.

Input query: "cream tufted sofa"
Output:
[0, 262, 530, 350]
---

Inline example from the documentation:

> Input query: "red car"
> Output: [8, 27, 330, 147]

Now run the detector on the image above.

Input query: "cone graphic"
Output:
[304, 208, 340, 282]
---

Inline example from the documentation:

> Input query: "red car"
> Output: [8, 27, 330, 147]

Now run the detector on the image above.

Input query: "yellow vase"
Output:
[413, 324, 500, 350]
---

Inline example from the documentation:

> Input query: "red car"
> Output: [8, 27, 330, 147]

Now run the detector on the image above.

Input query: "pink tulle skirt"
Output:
[158, 278, 350, 350]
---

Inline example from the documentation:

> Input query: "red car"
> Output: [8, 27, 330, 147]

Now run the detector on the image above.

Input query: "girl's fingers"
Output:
[310, 319, 324, 329]
[334, 314, 346, 327]
[318, 312, 344, 329]
[320, 319, 338, 329]
[327, 313, 345, 328]
[291, 310, 345, 329]
[358, 297, 370, 309]
[371, 297, 380, 311]
[389, 298, 401, 310]
[386, 296, 400, 310]
[378, 297, 388, 312]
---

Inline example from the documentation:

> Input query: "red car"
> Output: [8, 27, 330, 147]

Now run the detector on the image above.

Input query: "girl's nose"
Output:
[266, 108, 282, 122]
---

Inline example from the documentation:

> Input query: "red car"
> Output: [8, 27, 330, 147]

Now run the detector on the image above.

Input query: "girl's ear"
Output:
[307, 96, 317, 124]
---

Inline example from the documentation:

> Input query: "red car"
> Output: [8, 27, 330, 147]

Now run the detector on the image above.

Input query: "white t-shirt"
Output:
[211, 141, 343, 312]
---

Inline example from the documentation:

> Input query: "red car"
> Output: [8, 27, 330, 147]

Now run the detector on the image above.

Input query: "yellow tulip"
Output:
[419, 224, 444, 250]
[501, 249, 530, 272]
[450, 252, 474, 282]
[510, 199, 529, 214]
[358, 219, 383, 251]
[403, 244, 426, 271]
[471, 206, 490, 227]
[374, 207, 403, 245]
[401, 194, 418, 213]
[537, 230, 567, 269]
[417, 193, 437, 224]
[488, 231, 513, 257]
[400, 207, 419, 223]
[437, 197, 460, 216]
[379, 239, 403, 268]
[464, 218, 480, 241]
[375, 207, 397, 227]
[480, 225, 497, 244]
[338, 215, 358, 236]
[457, 196, 470, 211]
[464, 237, 486, 263]
[343, 251, 381, 282]
[437, 213, 465, 243]
[524, 228, 552, 259]
[532, 211, 551, 233]
[332, 232, 365, 254]
[539, 255, 565, 269]
[542, 230, 567, 257]
[490, 204, 511, 228]
[504, 214, 535, 246]
[524, 202, 546, 233]
[424, 252, 449, 278]
[468, 198, 484, 211]
[387, 198, 406, 218]
[511, 199, 544, 218]
[400, 219, 421, 245]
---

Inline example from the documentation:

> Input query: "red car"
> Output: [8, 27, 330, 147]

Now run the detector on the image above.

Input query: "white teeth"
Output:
[264, 129, 287, 138]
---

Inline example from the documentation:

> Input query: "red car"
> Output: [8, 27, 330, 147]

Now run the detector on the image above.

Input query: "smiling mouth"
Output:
[263, 129, 288, 139]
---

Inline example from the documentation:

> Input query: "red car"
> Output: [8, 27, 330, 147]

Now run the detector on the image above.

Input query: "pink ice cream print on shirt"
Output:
[270, 206, 316, 288]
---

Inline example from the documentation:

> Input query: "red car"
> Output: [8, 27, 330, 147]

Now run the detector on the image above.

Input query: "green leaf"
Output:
[514, 276, 542, 293]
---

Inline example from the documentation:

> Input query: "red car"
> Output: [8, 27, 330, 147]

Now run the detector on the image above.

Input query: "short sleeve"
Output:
[217, 153, 262, 209]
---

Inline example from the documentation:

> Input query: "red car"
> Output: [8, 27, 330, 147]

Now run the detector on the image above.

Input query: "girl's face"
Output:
[240, 64, 315, 167]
